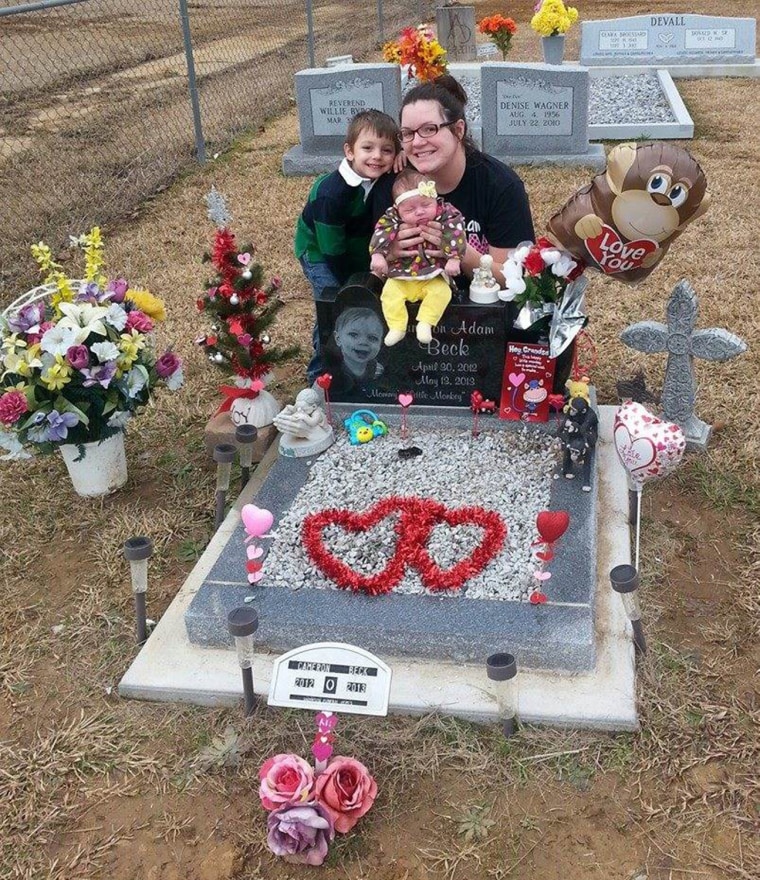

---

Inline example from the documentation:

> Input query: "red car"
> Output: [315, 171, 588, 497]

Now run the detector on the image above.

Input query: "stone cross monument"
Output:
[620, 279, 747, 450]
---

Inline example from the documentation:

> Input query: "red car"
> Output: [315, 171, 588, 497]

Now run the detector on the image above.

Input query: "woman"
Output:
[371, 75, 535, 290]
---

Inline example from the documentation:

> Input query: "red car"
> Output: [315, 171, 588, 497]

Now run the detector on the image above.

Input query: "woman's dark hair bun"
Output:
[433, 73, 468, 106]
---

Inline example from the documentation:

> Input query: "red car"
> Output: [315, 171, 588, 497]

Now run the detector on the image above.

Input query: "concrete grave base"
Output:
[588, 69, 693, 140]
[119, 407, 637, 730]
[587, 61, 760, 79]
[501, 144, 607, 170]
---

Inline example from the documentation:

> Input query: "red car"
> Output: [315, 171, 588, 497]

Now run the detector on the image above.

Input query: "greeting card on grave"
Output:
[499, 342, 555, 422]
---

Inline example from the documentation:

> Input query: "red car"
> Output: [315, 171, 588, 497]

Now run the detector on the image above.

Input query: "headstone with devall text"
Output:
[480, 63, 605, 170]
[283, 64, 402, 175]
[580, 14, 756, 66]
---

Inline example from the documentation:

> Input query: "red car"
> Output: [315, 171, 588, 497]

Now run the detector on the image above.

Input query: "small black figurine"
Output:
[557, 397, 598, 491]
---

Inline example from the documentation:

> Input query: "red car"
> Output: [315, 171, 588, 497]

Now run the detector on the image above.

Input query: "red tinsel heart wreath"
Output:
[302, 496, 507, 596]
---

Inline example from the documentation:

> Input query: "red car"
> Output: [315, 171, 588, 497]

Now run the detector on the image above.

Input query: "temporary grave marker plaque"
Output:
[268, 642, 392, 716]
[580, 14, 756, 66]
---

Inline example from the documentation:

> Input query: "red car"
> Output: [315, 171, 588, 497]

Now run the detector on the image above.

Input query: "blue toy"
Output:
[344, 410, 389, 446]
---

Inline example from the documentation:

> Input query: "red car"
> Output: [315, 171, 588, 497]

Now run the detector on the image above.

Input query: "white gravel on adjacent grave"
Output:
[436, 72, 677, 126]
[263, 428, 558, 601]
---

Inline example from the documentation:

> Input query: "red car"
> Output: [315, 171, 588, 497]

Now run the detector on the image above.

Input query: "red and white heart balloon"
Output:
[613, 401, 686, 489]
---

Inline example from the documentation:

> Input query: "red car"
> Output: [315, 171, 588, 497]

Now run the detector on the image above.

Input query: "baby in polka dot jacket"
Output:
[369, 169, 467, 346]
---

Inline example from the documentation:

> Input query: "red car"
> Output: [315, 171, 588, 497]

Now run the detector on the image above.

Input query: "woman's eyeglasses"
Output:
[399, 121, 455, 143]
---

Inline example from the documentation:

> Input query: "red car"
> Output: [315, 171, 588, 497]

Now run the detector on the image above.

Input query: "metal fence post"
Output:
[377, 0, 384, 44]
[178, 0, 206, 163]
[306, 0, 315, 67]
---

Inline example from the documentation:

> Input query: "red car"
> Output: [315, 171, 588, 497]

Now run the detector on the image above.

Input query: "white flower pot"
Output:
[59, 433, 128, 497]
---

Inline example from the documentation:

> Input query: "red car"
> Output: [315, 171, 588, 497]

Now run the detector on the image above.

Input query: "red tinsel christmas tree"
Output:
[197, 188, 297, 388]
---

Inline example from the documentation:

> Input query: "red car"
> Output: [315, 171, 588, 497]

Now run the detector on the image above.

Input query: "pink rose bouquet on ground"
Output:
[258, 751, 378, 864]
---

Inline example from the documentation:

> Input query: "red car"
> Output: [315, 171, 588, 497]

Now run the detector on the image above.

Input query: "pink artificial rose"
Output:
[155, 350, 181, 378]
[125, 310, 154, 333]
[259, 754, 315, 811]
[0, 390, 28, 425]
[313, 756, 377, 833]
[66, 344, 90, 370]
[271, 275, 283, 290]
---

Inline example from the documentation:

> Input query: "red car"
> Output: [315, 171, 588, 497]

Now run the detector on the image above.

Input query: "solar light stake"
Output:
[213, 443, 236, 531]
[610, 564, 647, 655]
[123, 536, 153, 645]
[228, 607, 259, 716]
[235, 424, 258, 491]
[486, 652, 519, 737]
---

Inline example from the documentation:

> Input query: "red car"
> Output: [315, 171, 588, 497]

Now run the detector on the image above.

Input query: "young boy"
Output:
[295, 109, 400, 381]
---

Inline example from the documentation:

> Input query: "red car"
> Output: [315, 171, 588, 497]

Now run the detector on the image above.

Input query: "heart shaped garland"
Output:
[302, 496, 507, 595]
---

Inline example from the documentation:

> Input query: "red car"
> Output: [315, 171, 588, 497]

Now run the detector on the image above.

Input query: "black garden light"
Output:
[227, 606, 259, 716]
[486, 652, 519, 737]
[235, 424, 258, 491]
[123, 536, 153, 645]
[610, 564, 647, 656]
[213, 443, 237, 531]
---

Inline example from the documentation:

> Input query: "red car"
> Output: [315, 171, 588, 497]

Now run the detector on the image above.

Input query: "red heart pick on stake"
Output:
[536, 510, 570, 544]
[534, 549, 554, 563]
[246, 560, 263, 573]
[584, 224, 657, 275]
[316, 373, 332, 390]
[530, 591, 548, 605]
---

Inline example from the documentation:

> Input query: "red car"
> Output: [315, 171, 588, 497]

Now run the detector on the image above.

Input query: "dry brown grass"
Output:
[1, 1, 759, 878]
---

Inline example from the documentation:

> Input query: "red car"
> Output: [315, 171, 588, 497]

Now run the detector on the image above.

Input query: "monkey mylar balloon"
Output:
[547, 142, 710, 284]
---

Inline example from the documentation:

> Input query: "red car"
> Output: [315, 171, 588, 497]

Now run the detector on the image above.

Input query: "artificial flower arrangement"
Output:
[477, 14, 518, 60]
[531, 0, 579, 37]
[0, 229, 183, 459]
[501, 237, 585, 332]
[382, 24, 447, 82]
[259, 751, 377, 866]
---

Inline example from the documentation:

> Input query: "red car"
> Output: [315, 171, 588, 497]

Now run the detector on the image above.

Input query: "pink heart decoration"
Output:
[398, 393, 414, 408]
[533, 570, 551, 581]
[238, 333, 253, 347]
[237, 252, 252, 266]
[316, 712, 338, 732]
[508, 371, 526, 387]
[247, 570, 264, 584]
[246, 546, 263, 560]
[312, 735, 333, 762]
[241, 504, 274, 538]
[613, 401, 686, 489]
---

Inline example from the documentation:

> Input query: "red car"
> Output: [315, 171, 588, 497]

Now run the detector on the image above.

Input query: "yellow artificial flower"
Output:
[40, 355, 72, 391]
[125, 288, 166, 322]
[82, 226, 107, 285]
[4, 345, 43, 378]
[119, 328, 146, 368]
[531, 0, 579, 36]
[1, 333, 27, 356]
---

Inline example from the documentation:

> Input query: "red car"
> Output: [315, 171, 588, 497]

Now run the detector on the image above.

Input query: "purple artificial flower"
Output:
[266, 803, 335, 866]
[80, 360, 117, 389]
[46, 410, 79, 442]
[155, 350, 181, 378]
[66, 344, 90, 370]
[6, 302, 45, 334]
[105, 278, 129, 303]
[75, 281, 103, 303]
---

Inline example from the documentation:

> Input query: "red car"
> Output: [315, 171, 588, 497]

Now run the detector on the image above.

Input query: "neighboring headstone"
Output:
[580, 14, 756, 67]
[282, 64, 402, 175]
[326, 55, 354, 68]
[436, 4, 477, 62]
[315, 279, 507, 407]
[481, 63, 606, 169]
[620, 279, 747, 450]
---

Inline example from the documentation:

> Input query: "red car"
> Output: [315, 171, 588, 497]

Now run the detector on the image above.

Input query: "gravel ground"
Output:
[406, 71, 677, 126]
[263, 427, 558, 601]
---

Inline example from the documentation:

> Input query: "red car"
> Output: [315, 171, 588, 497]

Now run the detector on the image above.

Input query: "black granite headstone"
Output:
[315, 274, 507, 407]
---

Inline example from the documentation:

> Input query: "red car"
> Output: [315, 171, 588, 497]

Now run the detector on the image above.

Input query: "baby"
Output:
[369, 169, 467, 345]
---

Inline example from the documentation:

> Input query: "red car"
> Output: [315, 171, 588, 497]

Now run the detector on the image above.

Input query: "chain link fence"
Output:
[0, 0, 436, 292]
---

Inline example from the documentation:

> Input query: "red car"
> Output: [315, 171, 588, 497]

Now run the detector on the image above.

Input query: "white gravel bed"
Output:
[263, 428, 558, 601]
[410, 71, 676, 126]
